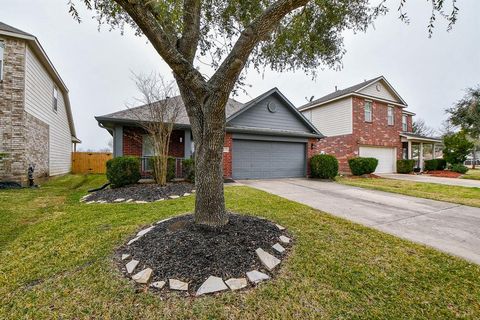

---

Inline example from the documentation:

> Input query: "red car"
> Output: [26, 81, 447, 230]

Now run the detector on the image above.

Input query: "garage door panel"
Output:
[359, 146, 396, 173]
[233, 140, 306, 179]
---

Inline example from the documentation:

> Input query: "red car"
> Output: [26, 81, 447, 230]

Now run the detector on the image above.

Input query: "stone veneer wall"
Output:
[0, 36, 27, 184]
[25, 112, 49, 178]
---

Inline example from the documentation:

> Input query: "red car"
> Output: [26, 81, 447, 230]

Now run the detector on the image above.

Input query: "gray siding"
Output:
[232, 139, 306, 179]
[229, 94, 311, 133]
[24, 45, 72, 176]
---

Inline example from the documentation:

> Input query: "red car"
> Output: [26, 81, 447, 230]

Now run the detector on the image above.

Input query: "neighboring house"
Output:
[0, 22, 80, 184]
[299, 76, 442, 173]
[96, 88, 323, 180]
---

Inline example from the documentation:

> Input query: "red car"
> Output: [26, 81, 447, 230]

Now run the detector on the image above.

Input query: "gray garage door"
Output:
[232, 139, 306, 179]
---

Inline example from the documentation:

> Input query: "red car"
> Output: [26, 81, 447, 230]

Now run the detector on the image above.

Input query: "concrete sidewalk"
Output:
[241, 178, 480, 264]
[378, 173, 480, 188]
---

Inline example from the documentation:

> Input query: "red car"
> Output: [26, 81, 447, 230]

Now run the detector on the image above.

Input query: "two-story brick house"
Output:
[0, 22, 80, 184]
[301, 76, 442, 173]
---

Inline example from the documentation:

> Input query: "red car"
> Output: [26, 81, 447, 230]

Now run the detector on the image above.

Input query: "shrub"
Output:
[310, 154, 338, 179]
[425, 159, 448, 171]
[443, 131, 474, 165]
[149, 156, 176, 183]
[348, 157, 379, 176]
[106, 156, 141, 188]
[450, 163, 468, 174]
[182, 158, 195, 182]
[397, 159, 416, 174]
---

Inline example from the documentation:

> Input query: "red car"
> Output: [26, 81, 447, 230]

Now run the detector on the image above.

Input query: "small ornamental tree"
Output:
[130, 73, 182, 186]
[69, 0, 460, 228]
[447, 86, 480, 168]
[443, 131, 474, 165]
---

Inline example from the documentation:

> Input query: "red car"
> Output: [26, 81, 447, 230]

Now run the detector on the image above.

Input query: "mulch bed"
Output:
[85, 182, 194, 203]
[0, 181, 22, 189]
[118, 213, 290, 294]
[425, 170, 462, 178]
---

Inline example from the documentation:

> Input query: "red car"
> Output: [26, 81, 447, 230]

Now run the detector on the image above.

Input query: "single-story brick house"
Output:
[95, 88, 323, 179]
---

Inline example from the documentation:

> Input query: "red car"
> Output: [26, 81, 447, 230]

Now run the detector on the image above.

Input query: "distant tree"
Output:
[68, 0, 460, 227]
[447, 86, 480, 168]
[130, 72, 182, 185]
[412, 118, 437, 137]
[443, 131, 474, 165]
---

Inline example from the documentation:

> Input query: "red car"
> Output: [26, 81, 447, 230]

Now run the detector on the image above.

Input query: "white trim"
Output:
[299, 92, 407, 112]
[402, 110, 416, 116]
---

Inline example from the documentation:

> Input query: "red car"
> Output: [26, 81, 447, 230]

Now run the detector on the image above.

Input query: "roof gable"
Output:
[227, 88, 321, 135]
[299, 76, 407, 111]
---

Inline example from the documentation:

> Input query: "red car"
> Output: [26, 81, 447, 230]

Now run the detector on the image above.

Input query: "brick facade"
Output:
[25, 113, 49, 178]
[123, 127, 185, 158]
[0, 36, 27, 184]
[310, 95, 413, 174]
[223, 133, 233, 178]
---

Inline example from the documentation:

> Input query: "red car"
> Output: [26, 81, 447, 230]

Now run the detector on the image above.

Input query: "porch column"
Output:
[184, 129, 192, 159]
[432, 143, 436, 159]
[419, 142, 424, 171]
[407, 140, 412, 160]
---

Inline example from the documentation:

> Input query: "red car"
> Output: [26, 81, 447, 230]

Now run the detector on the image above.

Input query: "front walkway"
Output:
[240, 178, 480, 264]
[379, 173, 480, 188]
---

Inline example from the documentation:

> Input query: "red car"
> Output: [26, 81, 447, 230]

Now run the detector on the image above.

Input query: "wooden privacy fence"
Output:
[72, 152, 112, 174]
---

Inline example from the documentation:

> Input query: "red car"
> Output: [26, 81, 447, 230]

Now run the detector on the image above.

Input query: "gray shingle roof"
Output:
[299, 76, 383, 110]
[0, 21, 34, 37]
[96, 96, 245, 126]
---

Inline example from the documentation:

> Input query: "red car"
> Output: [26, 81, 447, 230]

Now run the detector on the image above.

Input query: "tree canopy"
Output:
[447, 86, 480, 138]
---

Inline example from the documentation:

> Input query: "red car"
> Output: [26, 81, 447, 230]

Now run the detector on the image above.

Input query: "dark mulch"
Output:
[347, 173, 382, 179]
[0, 181, 22, 189]
[85, 182, 194, 202]
[119, 213, 290, 293]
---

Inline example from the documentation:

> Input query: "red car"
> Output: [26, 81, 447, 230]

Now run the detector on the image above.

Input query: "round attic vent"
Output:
[375, 84, 381, 92]
[267, 101, 277, 113]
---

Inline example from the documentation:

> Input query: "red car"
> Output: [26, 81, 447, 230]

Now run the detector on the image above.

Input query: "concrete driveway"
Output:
[379, 173, 480, 188]
[240, 178, 480, 264]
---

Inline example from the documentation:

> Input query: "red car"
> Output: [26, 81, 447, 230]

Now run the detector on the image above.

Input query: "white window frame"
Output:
[53, 87, 58, 112]
[402, 114, 408, 131]
[0, 41, 5, 82]
[364, 100, 372, 122]
[387, 105, 394, 126]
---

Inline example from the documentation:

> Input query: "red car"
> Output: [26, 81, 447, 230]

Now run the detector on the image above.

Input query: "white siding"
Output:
[24, 45, 72, 176]
[304, 97, 352, 136]
[359, 81, 400, 102]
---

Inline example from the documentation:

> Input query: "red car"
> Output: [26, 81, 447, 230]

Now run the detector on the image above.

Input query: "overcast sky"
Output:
[2, 1, 479, 150]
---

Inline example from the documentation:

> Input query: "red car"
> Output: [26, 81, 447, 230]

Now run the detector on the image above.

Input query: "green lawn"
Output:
[462, 169, 480, 180]
[1, 175, 480, 319]
[337, 177, 480, 208]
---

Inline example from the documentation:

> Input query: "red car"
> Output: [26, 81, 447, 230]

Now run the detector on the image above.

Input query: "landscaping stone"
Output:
[275, 224, 285, 230]
[150, 281, 166, 289]
[132, 268, 153, 284]
[192, 189, 196, 193]
[279, 235, 291, 244]
[255, 248, 280, 271]
[272, 243, 285, 254]
[127, 236, 141, 245]
[121, 254, 130, 260]
[156, 218, 171, 224]
[169, 195, 180, 199]
[126, 199, 134, 203]
[155, 198, 164, 202]
[86, 201, 95, 204]
[183, 193, 190, 196]
[246, 270, 270, 284]
[135, 200, 148, 204]
[196, 276, 228, 296]
[126, 260, 139, 274]
[169, 279, 188, 291]
[136, 226, 154, 237]
[114, 198, 125, 202]
[225, 278, 248, 291]
[97, 200, 107, 204]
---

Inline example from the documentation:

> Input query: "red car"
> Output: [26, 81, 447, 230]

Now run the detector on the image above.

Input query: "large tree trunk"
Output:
[176, 80, 229, 227]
